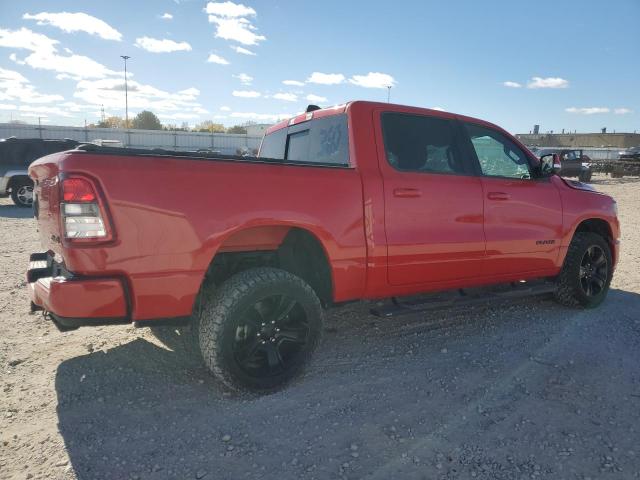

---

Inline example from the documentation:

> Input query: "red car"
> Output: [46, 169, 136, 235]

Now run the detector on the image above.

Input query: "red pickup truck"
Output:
[27, 101, 619, 392]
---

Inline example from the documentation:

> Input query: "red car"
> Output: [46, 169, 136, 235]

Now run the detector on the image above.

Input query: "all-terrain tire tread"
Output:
[198, 267, 322, 394]
[554, 232, 610, 308]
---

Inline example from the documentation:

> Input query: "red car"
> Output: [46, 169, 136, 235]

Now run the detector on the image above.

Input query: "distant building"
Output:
[517, 132, 640, 148]
[244, 123, 272, 137]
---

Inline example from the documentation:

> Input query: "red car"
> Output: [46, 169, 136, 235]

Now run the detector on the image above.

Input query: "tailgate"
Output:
[29, 152, 64, 256]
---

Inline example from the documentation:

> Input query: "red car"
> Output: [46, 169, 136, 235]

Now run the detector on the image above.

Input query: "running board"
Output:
[370, 281, 556, 318]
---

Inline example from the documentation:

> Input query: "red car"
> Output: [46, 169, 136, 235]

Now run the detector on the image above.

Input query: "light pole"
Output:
[387, 85, 392, 103]
[120, 55, 130, 128]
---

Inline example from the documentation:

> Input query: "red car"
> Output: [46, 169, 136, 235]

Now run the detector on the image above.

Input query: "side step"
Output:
[370, 281, 556, 318]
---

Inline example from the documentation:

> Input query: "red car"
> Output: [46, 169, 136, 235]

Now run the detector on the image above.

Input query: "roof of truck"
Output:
[264, 100, 506, 137]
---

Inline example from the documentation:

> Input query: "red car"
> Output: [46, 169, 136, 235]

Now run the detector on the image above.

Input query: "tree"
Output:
[132, 110, 162, 130]
[95, 116, 126, 128]
[227, 125, 247, 134]
[195, 120, 226, 133]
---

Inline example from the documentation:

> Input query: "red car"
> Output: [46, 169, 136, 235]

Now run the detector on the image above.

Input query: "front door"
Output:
[379, 112, 486, 286]
[461, 122, 563, 276]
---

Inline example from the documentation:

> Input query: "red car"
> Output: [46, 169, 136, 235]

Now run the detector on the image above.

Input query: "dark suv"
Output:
[0, 137, 79, 207]
[535, 148, 592, 182]
[618, 146, 640, 160]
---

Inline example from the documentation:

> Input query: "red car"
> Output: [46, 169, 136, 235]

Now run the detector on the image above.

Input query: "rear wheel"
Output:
[198, 267, 323, 393]
[555, 232, 612, 308]
[11, 179, 33, 207]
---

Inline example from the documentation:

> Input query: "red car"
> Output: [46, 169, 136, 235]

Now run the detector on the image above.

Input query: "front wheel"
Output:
[578, 170, 592, 183]
[11, 179, 34, 207]
[555, 232, 612, 308]
[198, 268, 324, 393]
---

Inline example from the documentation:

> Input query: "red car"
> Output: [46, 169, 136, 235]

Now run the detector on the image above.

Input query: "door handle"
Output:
[393, 188, 421, 198]
[487, 191, 510, 200]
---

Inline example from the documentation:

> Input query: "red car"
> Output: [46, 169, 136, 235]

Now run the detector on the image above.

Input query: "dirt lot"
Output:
[1, 174, 639, 480]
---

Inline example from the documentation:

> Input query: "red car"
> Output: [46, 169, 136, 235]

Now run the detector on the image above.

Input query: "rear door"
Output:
[461, 121, 562, 276]
[379, 112, 486, 286]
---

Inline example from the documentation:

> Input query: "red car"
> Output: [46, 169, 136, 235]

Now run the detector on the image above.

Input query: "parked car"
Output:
[618, 146, 640, 160]
[27, 101, 619, 393]
[0, 137, 79, 207]
[536, 148, 593, 182]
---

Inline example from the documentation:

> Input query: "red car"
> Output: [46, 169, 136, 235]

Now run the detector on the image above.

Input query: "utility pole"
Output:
[120, 55, 131, 128]
[387, 85, 392, 103]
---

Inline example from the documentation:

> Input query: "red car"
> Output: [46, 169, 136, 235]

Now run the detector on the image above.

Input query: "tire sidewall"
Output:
[200, 269, 323, 392]
[11, 181, 33, 208]
[566, 234, 613, 308]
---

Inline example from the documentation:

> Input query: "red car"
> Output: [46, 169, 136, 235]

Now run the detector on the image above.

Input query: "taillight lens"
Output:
[62, 178, 96, 202]
[60, 177, 110, 240]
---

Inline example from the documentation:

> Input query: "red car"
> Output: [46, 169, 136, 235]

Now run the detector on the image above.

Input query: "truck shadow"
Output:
[0, 203, 33, 219]
[55, 288, 640, 480]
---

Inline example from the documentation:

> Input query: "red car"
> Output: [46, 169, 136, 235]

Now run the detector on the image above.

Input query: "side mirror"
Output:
[539, 153, 562, 176]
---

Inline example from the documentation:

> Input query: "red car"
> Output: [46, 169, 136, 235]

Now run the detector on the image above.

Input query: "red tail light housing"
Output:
[62, 178, 96, 202]
[60, 176, 113, 243]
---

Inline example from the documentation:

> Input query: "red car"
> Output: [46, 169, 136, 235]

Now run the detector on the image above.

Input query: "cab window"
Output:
[464, 123, 532, 179]
[381, 113, 471, 175]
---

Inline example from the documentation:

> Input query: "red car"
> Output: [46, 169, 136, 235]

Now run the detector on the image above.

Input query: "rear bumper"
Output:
[27, 252, 129, 329]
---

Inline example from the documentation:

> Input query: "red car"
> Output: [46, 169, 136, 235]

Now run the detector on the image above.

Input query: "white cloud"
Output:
[527, 77, 569, 89]
[0, 27, 118, 79]
[230, 111, 291, 122]
[135, 37, 191, 53]
[178, 87, 200, 96]
[307, 72, 345, 85]
[220, 105, 231, 111]
[273, 93, 297, 102]
[206, 2, 265, 46]
[503, 81, 522, 88]
[161, 13, 173, 20]
[565, 107, 610, 115]
[306, 94, 327, 103]
[208, 17, 266, 46]
[234, 73, 253, 85]
[349, 72, 396, 89]
[0, 67, 64, 104]
[205, 1, 256, 17]
[231, 45, 256, 56]
[74, 77, 205, 115]
[207, 53, 230, 65]
[614, 108, 632, 115]
[23, 12, 122, 41]
[283, 80, 304, 86]
[232, 90, 261, 98]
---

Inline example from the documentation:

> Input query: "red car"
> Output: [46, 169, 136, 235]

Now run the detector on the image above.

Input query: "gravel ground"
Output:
[1, 174, 639, 480]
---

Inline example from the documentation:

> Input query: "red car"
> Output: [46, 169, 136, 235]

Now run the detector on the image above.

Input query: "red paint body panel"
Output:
[28, 276, 126, 318]
[28, 101, 619, 324]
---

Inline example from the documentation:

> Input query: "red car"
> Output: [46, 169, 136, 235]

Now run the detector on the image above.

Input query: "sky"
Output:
[0, 0, 638, 133]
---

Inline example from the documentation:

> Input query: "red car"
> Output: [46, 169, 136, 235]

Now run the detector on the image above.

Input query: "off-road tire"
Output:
[198, 267, 323, 393]
[11, 179, 33, 208]
[555, 232, 612, 308]
[578, 170, 592, 183]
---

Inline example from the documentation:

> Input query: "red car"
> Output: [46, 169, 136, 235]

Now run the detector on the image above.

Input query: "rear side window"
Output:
[259, 114, 349, 166]
[258, 127, 286, 160]
[381, 113, 470, 175]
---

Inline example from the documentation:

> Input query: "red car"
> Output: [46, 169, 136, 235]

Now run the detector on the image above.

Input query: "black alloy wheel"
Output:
[579, 245, 608, 297]
[232, 294, 311, 378]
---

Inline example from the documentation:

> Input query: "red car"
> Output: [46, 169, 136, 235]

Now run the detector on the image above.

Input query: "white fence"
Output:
[0, 123, 263, 155]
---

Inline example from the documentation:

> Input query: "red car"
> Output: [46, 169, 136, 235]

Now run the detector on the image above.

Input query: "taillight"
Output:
[60, 177, 111, 241]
